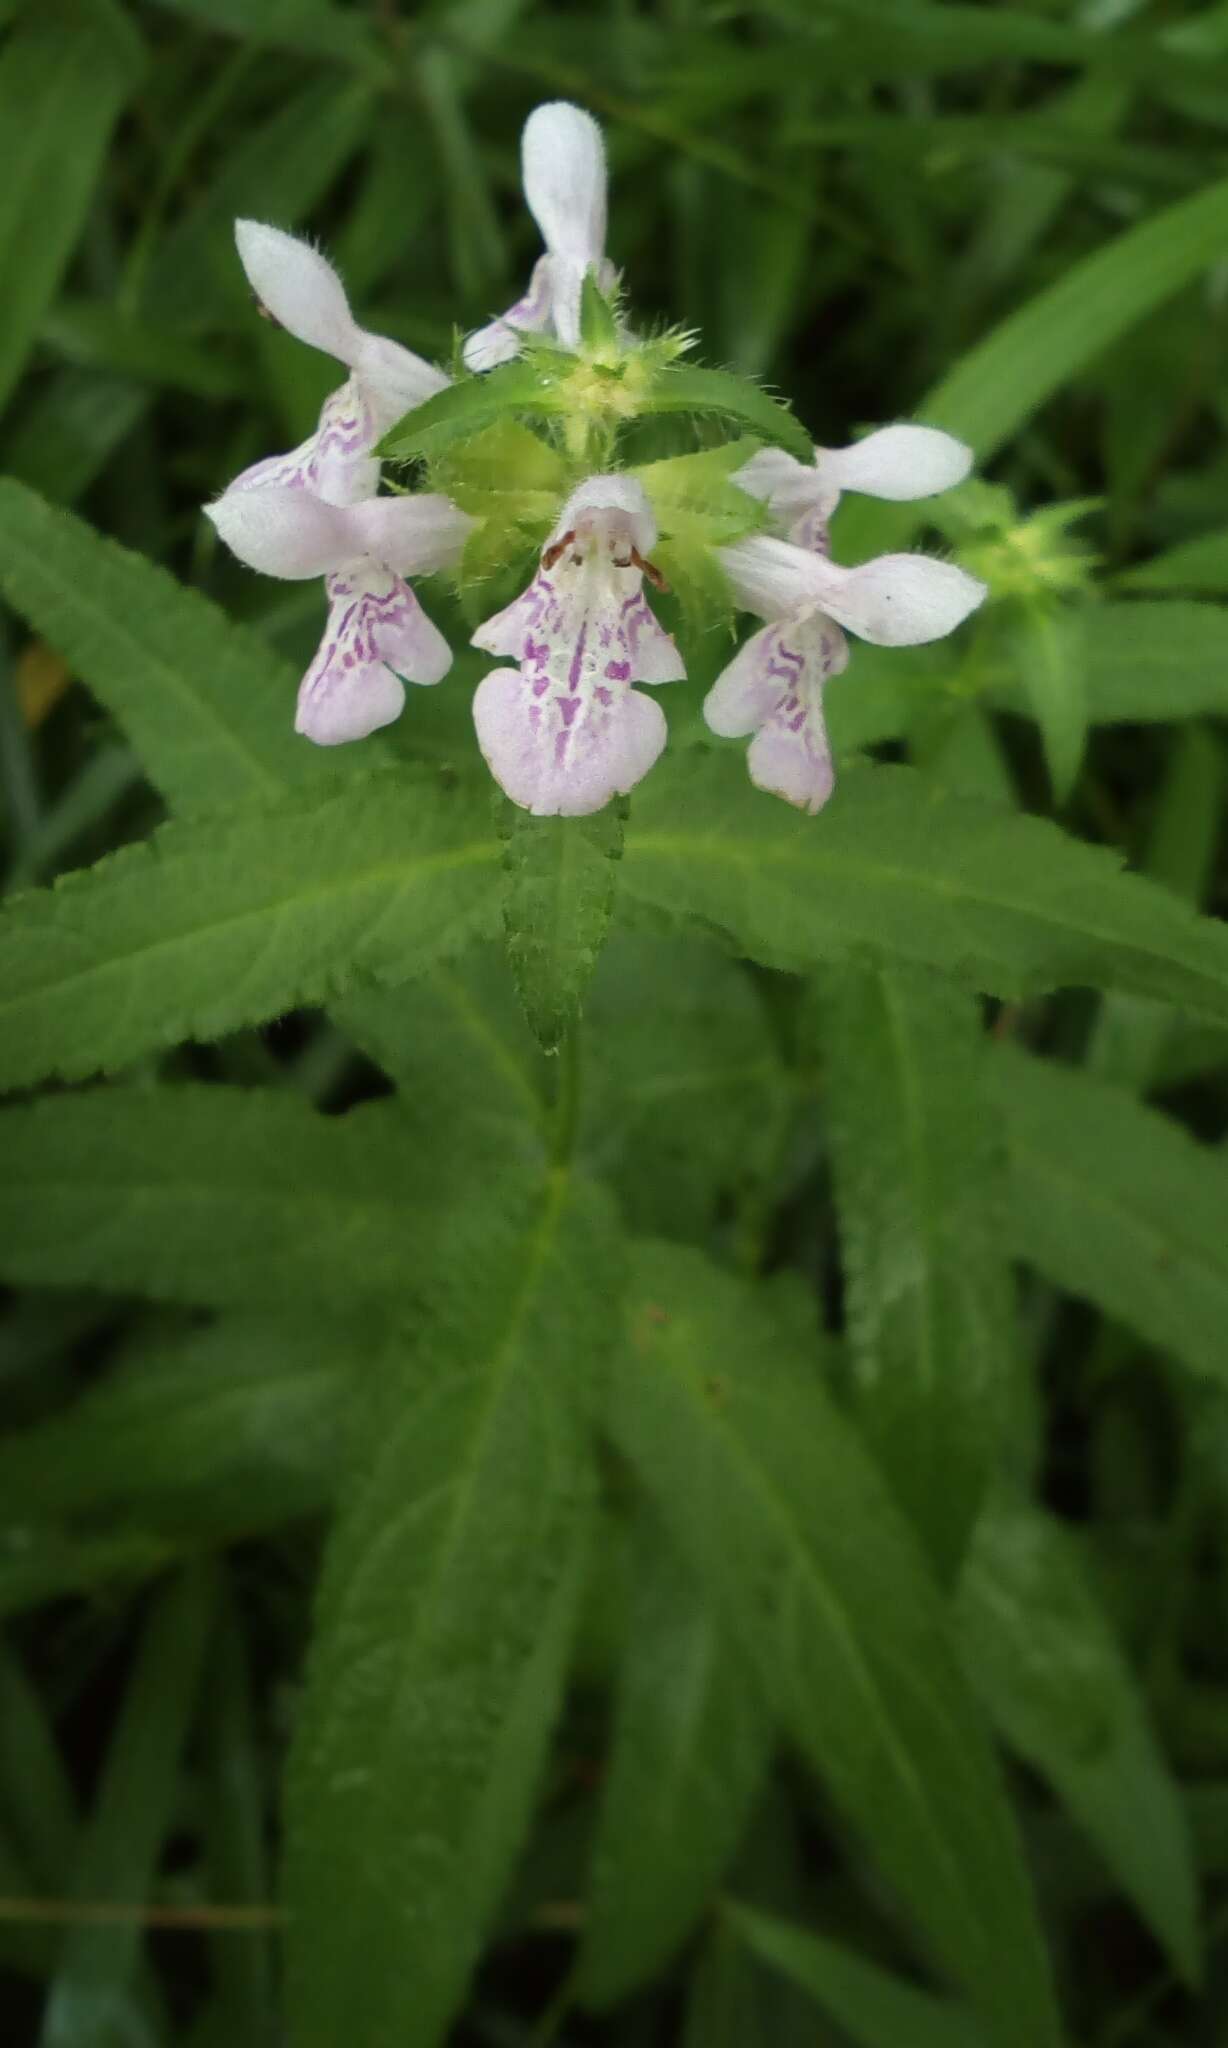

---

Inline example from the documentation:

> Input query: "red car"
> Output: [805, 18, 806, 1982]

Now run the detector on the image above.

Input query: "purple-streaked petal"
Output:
[473, 666, 665, 816]
[295, 565, 452, 745]
[463, 257, 555, 373]
[224, 381, 380, 508]
[746, 701, 834, 815]
[522, 103, 607, 269]
[803, 551, 987, 646]
[705, 613, 846, 815]
[818, 425, 971, 502]
[703, 624, 794, 737]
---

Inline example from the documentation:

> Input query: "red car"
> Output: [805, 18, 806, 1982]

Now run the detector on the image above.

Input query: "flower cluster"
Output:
[206, 102, 986, 816]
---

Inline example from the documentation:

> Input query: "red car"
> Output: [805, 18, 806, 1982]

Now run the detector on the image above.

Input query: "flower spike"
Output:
[471, 474, 684, 816]
[206, 486, 472, 746]
[463, 103, 618, 371]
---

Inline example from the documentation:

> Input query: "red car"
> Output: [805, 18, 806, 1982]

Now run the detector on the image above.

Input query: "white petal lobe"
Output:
[819, 425, 972, 502]
[522, 102, 607, 267]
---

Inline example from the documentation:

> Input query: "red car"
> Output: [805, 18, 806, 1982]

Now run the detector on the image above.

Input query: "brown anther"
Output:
[631, 544, 669, 592]
[541, 529, 576, 571]
[252, 295, 281, 326]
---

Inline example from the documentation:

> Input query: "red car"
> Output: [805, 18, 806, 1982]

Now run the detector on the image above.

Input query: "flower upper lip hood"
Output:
[235, 219, 449, 431]
[462, 102, 618, 372]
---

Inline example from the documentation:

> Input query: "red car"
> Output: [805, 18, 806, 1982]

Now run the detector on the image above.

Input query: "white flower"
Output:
[463, 103, 618, 373]
[470, 475, 684, 815]
[734, 424, 972, 553]
[236, 220, 448, 436]
[705, 426, 983, 814]
[224, 225, 449, 506]
[206, 489, 472, 745]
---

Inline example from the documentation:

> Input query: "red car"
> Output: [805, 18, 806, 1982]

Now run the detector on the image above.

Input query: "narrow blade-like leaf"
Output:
[609, 1241, 1061, 2048]
[816, 963, 1012, 1578]
[284, 1172, 619, 2048]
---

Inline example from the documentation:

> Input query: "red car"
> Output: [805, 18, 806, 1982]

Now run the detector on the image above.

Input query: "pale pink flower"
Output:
[471, 475, 683, 815]
[705, 427, 983, 813]
[206, 490, 471, 745]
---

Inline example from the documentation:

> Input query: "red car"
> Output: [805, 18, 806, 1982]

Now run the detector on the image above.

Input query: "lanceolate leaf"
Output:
[0, 0, 143, 418]
[623, 750, 1228, 1024]
[579, 1519, 772, 2007]
[993, 1046, 1228, 1387]
[0, 1087, 543, 1315]
[283, 1171, 619, 2048]
[609, 1241, 1061, 2048]
[379, 358, 572, 463]
[40, 1566, 216, 2048]
[0, 1313, 350, 1539]
[1081, 602, 1228, 724]
[1011, 605, 1087, 804]
[816, 964, 1012, 1579]
[643, 365, 814, 464]
[727, 1903, 986, 2048]
[0, 479, 339, 814]
[501, 804, 624, 1051]
[837, 175, 1228, 556]
[0, 769, 501, 1090]
[957, 1493, 1200, 1983]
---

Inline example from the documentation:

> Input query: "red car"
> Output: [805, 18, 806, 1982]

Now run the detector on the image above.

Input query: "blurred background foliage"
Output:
[5, 0, 1228, 2045]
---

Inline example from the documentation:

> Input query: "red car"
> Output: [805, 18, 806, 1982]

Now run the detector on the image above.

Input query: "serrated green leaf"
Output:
[40, 1566, 216, 2048]
[1087, 727, 1224, 1091]
[643, 365, 813, 464]
[0, 0, 143, 418]
[1010, 606, 1087, 803]
[0, 1313, 349, 1540]
[621, 750, 1228, 1024]
[957, 1493, 1200, 1983]
[284, 1170, 619, 2048]
[0, 769, 501, 1090]
[993, 1046, 1228, 1386]
[583, 930, 793, 1243]
[816, 963, 1012, 1579]
[501, 804, 624, 1051]
[578, 1517, 772, 2006]
[380, 358, 572, 464]
[336, 944, 548, 1134]
[0, 1087, 541, 1314]
[0, 479, 340, 814]
[727, 1903, 986, 2048]
[609, 1241, 1061, 2048]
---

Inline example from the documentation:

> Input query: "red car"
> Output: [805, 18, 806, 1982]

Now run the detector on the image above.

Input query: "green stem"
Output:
[552, 1025, 583, 1167]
